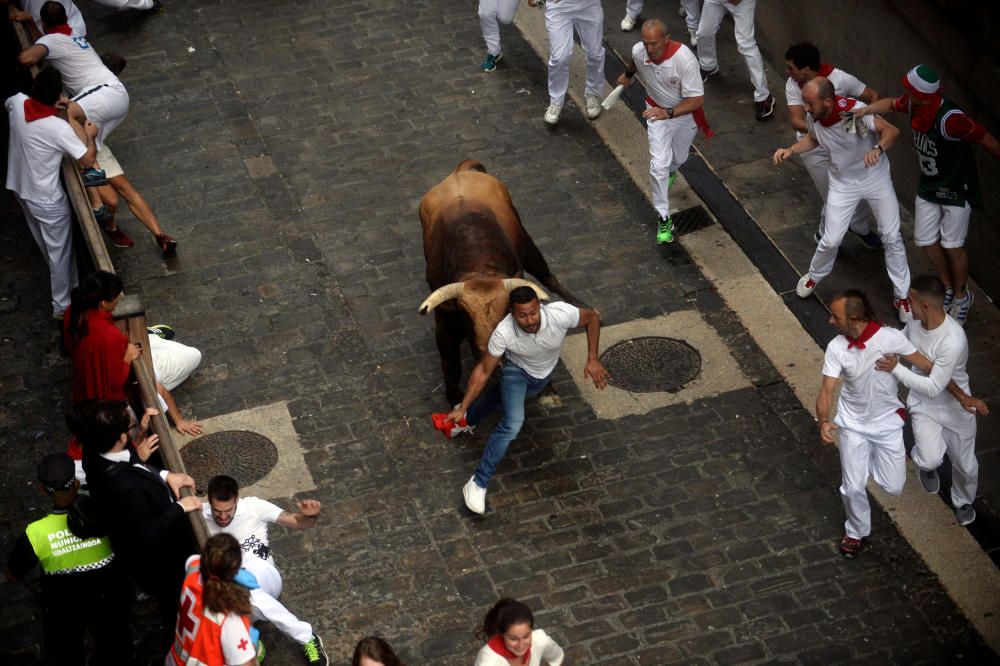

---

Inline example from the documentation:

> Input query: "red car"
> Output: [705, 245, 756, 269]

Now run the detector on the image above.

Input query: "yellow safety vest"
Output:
[24, 512, 114, 575]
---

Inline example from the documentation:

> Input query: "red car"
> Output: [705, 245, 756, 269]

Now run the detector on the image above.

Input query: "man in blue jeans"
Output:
[443, 286, 609, 514]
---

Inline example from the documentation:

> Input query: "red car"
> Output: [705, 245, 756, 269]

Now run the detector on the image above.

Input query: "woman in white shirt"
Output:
[474, 598, 564, 666]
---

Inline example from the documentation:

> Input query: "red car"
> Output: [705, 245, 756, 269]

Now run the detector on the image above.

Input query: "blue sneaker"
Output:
[481, 52, 502, 72]
[949, 290, 974, 326]
[943, 287, 955, 311]
[81, 167, 108, 187]
[850, 228, 882, 250]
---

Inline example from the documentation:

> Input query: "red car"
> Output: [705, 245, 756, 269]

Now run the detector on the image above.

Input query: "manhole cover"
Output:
[600, 336, 702, 393]
[181, 431, 278, 490]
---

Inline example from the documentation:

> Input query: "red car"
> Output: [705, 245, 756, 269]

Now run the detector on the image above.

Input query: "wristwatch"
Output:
[667, 107, 675, 119]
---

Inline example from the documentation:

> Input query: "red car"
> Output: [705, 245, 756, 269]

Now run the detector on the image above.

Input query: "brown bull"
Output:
[419, 160, 586, 405]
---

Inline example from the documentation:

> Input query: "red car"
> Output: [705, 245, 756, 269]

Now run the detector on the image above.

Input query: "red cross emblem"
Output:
[238, 638, 249, 651]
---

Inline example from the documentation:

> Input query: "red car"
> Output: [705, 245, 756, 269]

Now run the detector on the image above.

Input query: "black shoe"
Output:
[755, 95, 775, 121]
[849, 229, 883, 250]
[700, 66, 719, 82]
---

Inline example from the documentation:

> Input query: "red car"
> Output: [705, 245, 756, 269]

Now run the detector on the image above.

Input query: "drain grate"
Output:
[182, 430, 279, 491]
[600, 336, 702, 394]
[672, 205, 715, 235]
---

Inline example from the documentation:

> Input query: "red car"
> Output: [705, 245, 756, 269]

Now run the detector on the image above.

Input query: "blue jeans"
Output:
[468, 362, 551, 489]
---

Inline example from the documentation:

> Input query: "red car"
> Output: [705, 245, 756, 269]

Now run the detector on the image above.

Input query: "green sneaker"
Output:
[256, 639, 266, 663]
[668, 171, 677, 188]
[481, 52, 502, 72]
[303, 634, 329, 665]
[656, 216, 674, 245]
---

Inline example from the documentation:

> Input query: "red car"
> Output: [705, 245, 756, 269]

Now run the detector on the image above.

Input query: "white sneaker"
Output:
[796, 274, 817, 298]
[620, 15, 636, 31]
[463, 477, 487, 514]
[544, 103, 562, 125]
[585, 94, 601, 120]
[688, 27, 698, 47]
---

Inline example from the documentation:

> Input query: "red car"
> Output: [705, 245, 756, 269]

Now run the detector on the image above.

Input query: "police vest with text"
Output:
[24, 511, 114, 575]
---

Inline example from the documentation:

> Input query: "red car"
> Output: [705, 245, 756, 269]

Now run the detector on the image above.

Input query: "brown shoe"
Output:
[156, 233, 178, 258]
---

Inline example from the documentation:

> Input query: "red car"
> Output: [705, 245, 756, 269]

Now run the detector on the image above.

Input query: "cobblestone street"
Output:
[1, 1, 997, 664]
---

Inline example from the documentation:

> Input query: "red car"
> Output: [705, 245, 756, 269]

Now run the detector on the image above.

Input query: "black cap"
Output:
[37, 453, 76, 492]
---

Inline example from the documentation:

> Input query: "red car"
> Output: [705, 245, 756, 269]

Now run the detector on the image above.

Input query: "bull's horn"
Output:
[418, 282, 465, 315]
[502, 278, 549, 301]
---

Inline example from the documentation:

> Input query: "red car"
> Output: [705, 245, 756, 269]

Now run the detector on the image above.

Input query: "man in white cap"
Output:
[528, 0, 605, 125]
[853, 64, 1000, 326]
[773, 76, 914, 323]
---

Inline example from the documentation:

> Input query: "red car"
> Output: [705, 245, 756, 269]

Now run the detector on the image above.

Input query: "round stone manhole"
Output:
[181, 430, 278, 490]
[600, 336, 702, 394]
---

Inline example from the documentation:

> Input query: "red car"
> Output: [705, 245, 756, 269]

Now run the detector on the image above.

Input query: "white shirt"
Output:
[203, 497, 283, 564]
[633, 42, 703, 109]
[822, 326, 917, 423]
[488, 302, 580, 379]
[805, 100, 887, 187]
[5, 93, 86, 203]
[473, 629, 564, 666]
[35, 33, 118, 96]
[785, 67, 867, 139]
[22, 0, 86, 37]
[893, 317, 970, 411]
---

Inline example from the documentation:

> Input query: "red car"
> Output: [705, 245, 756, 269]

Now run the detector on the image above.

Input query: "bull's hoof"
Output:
[446, 389, 465, 408]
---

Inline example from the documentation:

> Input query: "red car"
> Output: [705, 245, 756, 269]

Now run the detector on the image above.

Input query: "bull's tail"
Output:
[454, 159, 487, 174]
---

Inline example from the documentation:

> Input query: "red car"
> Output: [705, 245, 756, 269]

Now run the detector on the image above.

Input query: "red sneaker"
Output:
[839, 535, 863, 558]
[104, 225, 134, 248]
[156, 233, 178, 258]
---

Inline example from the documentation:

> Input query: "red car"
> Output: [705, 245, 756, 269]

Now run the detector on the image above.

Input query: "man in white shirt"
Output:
[8, 0, 86, 37]
[617, 18, 704, 245]
[815, 290, 924, 557]
[204, 475, 329, 666]
[773, 76, 914, 323]
[528, 0, 605, 125]
[19, 2, 130, 150]
[783, 42, 882, 250]
[874, 275, 989, 526]
[442, 286, 609, 515]
[5, 68, 97, 318]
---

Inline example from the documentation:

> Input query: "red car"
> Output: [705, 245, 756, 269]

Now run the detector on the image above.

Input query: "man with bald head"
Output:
[774, 77, 913, 323]
[815, 289, 924, 557]
[618, 18, 705, 245]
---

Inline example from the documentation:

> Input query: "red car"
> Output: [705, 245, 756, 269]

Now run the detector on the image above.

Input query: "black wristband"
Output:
[625, 69, 635, 79]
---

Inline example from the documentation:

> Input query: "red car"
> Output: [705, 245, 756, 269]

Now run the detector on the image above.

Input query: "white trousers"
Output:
[149, 335, 202, 391]
[696, 0, 769, 101]
[479, 0, 519, 56]
[244, 556, 313, 645]
[545, 0, 605, 105]
[836, 412, 906, 539]
[799, 146, 871, 236]
[913, 197, 971, 249]
[15, 194, 78, 316]
[90, 0, 154, 9]
[625, 0, 699, 29]
[808, 171, 911, 298]
[911, 404, 978, 508]
[648, 113, 697, 218]
[74, 79, 129, 150]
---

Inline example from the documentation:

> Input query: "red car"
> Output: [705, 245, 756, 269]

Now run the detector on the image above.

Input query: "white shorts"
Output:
[95, 143, 124, 179]
[913, 197, 971, 249]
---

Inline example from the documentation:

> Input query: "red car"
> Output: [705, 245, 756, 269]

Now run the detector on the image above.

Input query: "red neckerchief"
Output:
[900, 74, 943, 133]
[795, 63, 835, 89]
[818, 95, 857, 127]
[46, 23, 73, 36]
[846, 319, 881, 350]
[24, 97, 59, 122]
[643, 42, 715, 139]
[487, 635, 530, 665]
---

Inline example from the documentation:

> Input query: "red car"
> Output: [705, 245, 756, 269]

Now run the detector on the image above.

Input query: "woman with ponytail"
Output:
[474, 598, 564, 666]
[64, 270, 140, 403]
[168, 533, 258, 666]
[352, 636, 406, 666]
